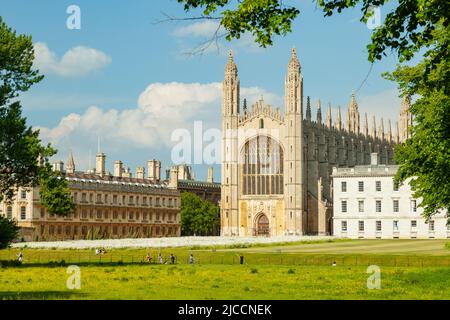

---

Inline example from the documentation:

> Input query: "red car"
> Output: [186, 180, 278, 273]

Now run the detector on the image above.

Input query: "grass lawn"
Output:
[1, 264, 450, 300]
[0, 239, 449, 300]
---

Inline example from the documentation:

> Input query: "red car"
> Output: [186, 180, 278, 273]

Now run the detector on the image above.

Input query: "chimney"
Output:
[207, 167, 214, 183]
[122, 167, 132, 178]
[168, 166, 179, 189]
[52, 161, 64, 173]
[114, 160, 123, 177]
[136, 167, 145, 179]
[370, 153, 379, 166]
[147, 160, 161, 181]
[96, 153, 106, 176]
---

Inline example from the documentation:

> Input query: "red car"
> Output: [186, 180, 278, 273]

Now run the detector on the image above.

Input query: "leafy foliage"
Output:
[0, 16, 74, 216]
[180, 192, 220, 236]
[0, 216, 19, 249]
[177, 0, 300, 47]
[0, 17, 43, 105]
[386, 24, 450, 221]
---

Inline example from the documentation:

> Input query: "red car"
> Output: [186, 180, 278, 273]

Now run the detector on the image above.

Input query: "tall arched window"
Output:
[241, 136, 284, 195]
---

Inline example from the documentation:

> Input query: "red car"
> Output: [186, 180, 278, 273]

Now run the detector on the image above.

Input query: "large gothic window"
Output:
[241, 136, 284, 195]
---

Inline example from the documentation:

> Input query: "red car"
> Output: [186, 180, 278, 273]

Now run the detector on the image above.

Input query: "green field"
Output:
[1, 239, 449, 300]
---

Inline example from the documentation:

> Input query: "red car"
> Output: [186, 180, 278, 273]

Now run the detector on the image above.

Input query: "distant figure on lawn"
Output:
[95, 248, 100, 255]
[170, 254, 176, 264]
[145, 254, 152, 264]
[189, 254, 194, 264]
[17, 252, 23, 263]
[159, 254, 164, 264]
[332, 261, 337, 267]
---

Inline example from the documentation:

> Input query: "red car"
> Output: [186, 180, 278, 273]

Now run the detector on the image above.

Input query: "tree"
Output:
[385, 24, 450, 221]
[175, 1, 450, 220]
[0, 17, 74, 216]
[0, 216, 19, 249]
[180, 192, 220, 236]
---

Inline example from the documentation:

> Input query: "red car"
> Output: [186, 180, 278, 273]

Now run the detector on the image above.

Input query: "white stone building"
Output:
[332, 154, 449, 239]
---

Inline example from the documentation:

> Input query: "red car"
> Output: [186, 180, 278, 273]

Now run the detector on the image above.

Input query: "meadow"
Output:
[0, 239, 449, 300]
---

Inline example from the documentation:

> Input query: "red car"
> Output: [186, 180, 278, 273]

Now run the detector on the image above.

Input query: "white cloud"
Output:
[34, 42, 112, 77]
[172, 21, 221, 38]
[172, 21, 263, 56]
[37, 82, 281, 170]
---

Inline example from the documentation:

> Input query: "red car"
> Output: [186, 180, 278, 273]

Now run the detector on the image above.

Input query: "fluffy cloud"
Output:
[37, 82, 282, 170]
[172, 21, 221, 38]
[34, 42, 112, 77]
[172, 21, 262, 56]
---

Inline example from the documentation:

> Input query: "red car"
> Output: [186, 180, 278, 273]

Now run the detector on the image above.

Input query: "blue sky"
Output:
[1, 0, 403, 181]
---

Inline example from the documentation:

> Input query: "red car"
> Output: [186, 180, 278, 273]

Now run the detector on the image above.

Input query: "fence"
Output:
[2, 251, 450, 268]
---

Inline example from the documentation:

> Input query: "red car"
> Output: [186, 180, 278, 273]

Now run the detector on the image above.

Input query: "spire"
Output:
[336, 106, 342, 130]
[364, 112, 369, 137]
[399, 95, 413, 143]
[66, 150, 75, 174]
[306, 96, 312, 121]
[316, 99, 322, 124]
[223, 49, 239, 116]
[243, 98, 247, 111]
[395, 121, 400, 144]
[347, 91, 360, 134]
[225, 49, 238, 76]
[371, 115, 377, 139]
[387, 119, 393, 143]
[325, 103, 332, 128]
[288, 47, 301, 71]
[285, 47, 302, 115]
[379, 117, 385, 141]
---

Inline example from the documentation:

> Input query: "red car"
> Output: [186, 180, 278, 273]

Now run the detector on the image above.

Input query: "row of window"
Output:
[340, 220, 440, 232]
[43, 208, 178, 223]
[6, 206, 27, 220]
[341, 180, 399, 193]
[341, 199, 417, 213]
[41, 224, 179, 237]
[73, 192, 178, 208]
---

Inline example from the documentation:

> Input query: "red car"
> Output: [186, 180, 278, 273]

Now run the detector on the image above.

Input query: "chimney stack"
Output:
[52, 161, 64, 173]
[147, 159, 161, 181]
[114, 160, 123, 177]
[96, 153, 106, 176]
[136, 167, 145, 179]
[168, 166, 179, 189]
[207, 167, 214, 183]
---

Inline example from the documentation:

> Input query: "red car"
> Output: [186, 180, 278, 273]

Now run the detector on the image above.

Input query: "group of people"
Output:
[95, 248, 107, 255]
[144, 253, 195, 265]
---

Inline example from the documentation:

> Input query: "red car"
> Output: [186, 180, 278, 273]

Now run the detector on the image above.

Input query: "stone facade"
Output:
[0, 153, 181, 241]
[221, 49, 406, 236]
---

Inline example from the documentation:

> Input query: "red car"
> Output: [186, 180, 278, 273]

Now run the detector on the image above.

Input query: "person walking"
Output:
[159, 254, 163, 264]
[170, 254, 175, 264]
[189, 254, 194, 264]
[17, 251, 23, 263]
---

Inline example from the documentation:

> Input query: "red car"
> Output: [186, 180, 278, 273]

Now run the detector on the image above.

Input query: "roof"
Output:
[332, 164, 399, 178]
[64, 172, 169, 188]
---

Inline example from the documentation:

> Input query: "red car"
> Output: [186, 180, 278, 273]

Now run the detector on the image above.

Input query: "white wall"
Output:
[333, 175, 449, 239]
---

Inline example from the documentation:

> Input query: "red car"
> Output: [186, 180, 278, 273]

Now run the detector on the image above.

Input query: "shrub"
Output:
[0, 260, 22, 268]
[0, 217, 20, 249]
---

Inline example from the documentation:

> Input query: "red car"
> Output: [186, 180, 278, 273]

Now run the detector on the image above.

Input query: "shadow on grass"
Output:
[0, 291, 85, 300]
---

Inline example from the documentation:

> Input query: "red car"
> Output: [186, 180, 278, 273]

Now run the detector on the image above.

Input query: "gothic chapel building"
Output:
[221, 48, 409, 236]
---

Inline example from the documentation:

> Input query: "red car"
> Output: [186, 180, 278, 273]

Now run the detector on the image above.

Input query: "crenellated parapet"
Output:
[239, 98, 284, 124]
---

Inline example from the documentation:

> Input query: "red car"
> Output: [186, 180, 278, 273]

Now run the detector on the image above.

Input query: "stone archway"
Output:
[255, 213, 270, 236]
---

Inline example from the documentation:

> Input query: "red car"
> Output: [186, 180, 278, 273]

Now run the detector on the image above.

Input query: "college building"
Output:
[0, 152, 220, 241]
[332, 154, 449, 239]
